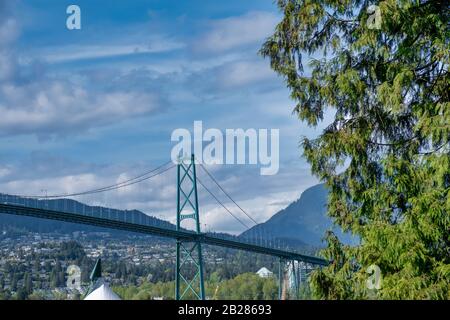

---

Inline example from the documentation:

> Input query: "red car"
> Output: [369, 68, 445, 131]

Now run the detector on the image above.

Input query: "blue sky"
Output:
[0, 0, 329, 234]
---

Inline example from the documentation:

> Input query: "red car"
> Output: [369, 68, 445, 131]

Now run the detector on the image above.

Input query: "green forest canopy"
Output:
[261, 0, 449, 299]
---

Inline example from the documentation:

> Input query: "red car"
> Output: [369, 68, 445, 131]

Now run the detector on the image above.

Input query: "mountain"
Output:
[239, 184, 356, 247]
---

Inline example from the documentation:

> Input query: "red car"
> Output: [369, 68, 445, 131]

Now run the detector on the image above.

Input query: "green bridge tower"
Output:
[175, 154, 205, 300]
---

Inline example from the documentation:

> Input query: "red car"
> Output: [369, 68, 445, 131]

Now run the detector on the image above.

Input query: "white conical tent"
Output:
[84, 283, 121, 300]
[256, 267, 273, 278]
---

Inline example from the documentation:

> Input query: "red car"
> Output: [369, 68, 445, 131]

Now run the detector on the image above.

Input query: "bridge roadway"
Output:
[0, 203, 328, 266]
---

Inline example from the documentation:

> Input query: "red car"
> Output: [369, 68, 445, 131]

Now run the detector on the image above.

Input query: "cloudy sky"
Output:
[0, 0, 330, 234]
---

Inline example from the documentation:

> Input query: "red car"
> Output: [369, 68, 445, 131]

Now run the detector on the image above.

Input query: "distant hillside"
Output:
[0, 196, 249, 245]
[239, 184, 357, 247]
[0, 195, 175, 237]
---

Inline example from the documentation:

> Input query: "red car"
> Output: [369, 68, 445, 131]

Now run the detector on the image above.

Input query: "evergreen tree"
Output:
[50, 270, 57, 289]
[33, 259, 40, 272]
[15, 287, 27, 300]
[11, 273, 18, 292]
[24, 272, 33, 295]
[261, 0, 449, 299]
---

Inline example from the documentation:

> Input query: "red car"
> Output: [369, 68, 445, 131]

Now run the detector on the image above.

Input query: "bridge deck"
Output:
[0, 203, 328, 266]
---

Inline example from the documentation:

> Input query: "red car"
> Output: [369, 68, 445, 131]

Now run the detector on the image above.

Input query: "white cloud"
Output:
[193, 11, 278, 53]
[215, 60, 275, 89]
[0, 18, 19, 46]
[0, 80, 163, 137]
[183, 58, 280, 100]
[40, 40, 184, 64]
[0, 166, 12, 178]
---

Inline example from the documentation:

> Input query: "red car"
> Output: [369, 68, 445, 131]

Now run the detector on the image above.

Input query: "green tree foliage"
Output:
[57, 241, 86, 263]
[112, 273, 278, 300]
[261, 0, 449, 299]
[28, 291, 47, 300]
[24, 272, 33, 296]
[211, 273, 276, 300]
[113, 281, 174, 300]
[11, 273, 18, 292]
[15, 287, 28, 300]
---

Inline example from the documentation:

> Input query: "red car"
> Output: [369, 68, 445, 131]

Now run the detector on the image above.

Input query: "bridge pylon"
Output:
[175, 154, 205, 300]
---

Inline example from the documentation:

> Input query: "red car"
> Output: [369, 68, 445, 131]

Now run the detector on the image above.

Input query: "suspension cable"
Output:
[199, 164, 259, 225]
[197, 177, 250, 230]
[18, 160, 174, 199]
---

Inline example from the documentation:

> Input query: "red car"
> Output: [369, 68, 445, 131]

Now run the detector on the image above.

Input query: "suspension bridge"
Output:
[0, 154, 328, 300]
